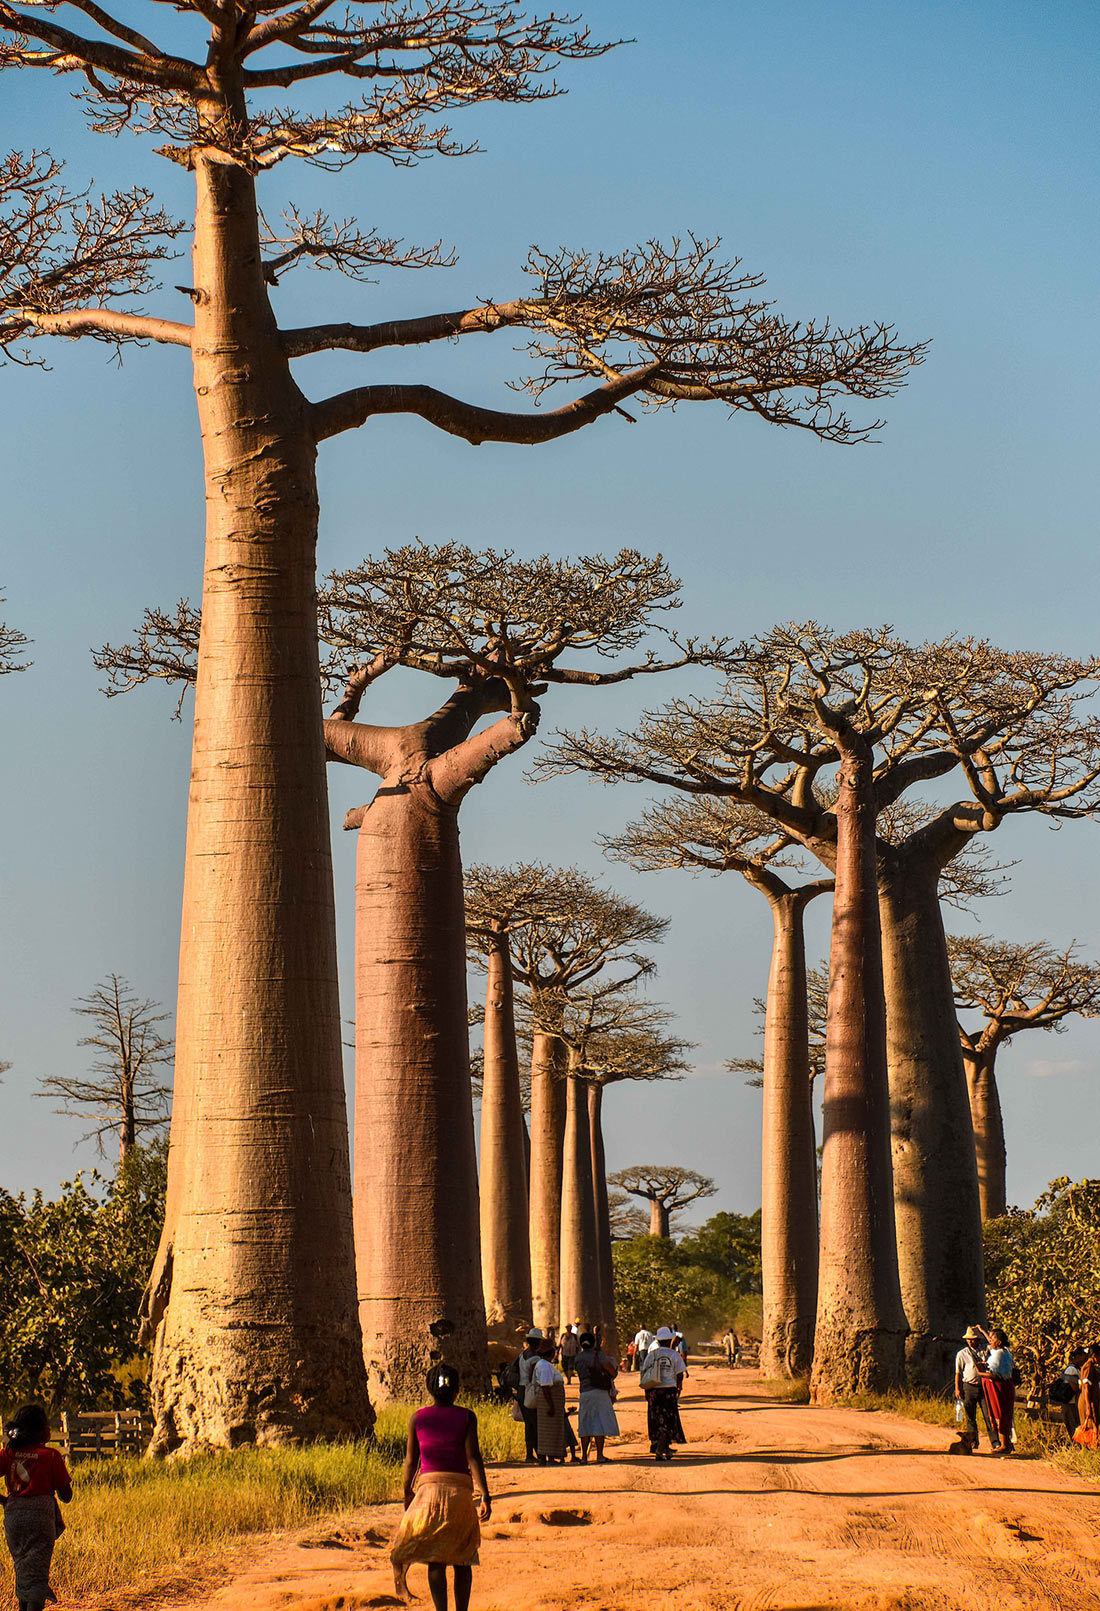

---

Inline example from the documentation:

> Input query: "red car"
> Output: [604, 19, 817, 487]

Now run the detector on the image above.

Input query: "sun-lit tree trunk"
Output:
[588, 1082, 618, 1356]
[559, 1063, 601, 1332]
[649, 1199, 671, 1237]
[528, 1031, 566, 1334]
[811, 732, 907, 1402]
[142, 154, 370, 1453]
[878, 852, 986, 1385]
[760, 891, 820, 1379]
[354, 778, 486, 1396]
[479, 927, 532, 1335]
[962, 1047, 1007, 1221]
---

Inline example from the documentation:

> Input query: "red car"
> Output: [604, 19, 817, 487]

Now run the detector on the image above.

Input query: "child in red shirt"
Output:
[1, 1405, 72, 1611]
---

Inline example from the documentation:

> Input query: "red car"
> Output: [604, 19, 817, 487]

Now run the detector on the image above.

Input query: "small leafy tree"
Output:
[612, 1236, 736, 1345]
[39, 976, 173, 1163]
[983, 1178, 1100, 1387]
[0, 1144, 167, 1412]
[678, 1211, 763, 1294]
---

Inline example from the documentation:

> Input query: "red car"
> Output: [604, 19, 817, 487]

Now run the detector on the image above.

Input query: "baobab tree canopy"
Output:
[949, 933, 1100, 1221]
[608, 1165, 718, 1239]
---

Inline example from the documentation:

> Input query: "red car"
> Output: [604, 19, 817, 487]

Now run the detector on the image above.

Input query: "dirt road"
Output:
[179, 1368, 1100, 1611]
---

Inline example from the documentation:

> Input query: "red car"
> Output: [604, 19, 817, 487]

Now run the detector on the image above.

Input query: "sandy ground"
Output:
[173, 1368, 1100, 1611]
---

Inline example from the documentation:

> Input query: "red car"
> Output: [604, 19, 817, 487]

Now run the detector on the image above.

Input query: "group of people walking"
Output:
[1050, 1341, 1100, 1447]
[513, 1327, 621, 1465]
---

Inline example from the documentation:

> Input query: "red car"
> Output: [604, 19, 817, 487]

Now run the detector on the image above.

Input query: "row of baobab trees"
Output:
[0, 0, 1094, 1453]
[6, 565, 1100, 1428]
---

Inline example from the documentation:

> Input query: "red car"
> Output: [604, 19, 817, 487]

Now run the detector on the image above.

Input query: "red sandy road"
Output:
[173, 1368, 1100, 1611]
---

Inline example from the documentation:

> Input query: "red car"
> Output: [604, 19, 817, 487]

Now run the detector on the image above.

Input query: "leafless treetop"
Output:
[1, 0, 925, 443]
[948, 934, 1100, 1062]
[0, 149, 182, 362]
[37, 973, 174, 1154]
[542, 624, 1100, 865]
[0, 590, 30, 672]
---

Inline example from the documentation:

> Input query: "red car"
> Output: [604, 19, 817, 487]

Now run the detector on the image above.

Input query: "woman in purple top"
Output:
[391, 1365, 491, 1609]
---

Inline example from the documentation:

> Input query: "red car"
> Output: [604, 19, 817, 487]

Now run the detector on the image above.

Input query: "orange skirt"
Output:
[391, 1471, 481, 1595]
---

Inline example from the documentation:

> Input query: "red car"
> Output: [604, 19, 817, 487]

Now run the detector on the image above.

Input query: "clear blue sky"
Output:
[2, 0, 1098, 1217]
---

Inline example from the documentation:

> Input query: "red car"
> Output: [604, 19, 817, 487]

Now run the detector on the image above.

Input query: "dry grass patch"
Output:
[0, 1399, 522, 1607]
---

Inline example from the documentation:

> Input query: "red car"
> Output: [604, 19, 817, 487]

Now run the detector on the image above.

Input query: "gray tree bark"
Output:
[558, 1066, 602, 1332]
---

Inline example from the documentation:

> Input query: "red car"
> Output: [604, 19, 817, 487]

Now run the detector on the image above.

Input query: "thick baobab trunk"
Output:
[964, 1050, 1007, 1221]
[558, 1068, 602, 1332]
[143, 155, 370, 1453]
[760, 894, 820, 1379]
[811, 737, 907, 1402]
[354, 780, 488, 1396]
[649, 1199, 671, 1237]
[479, 930, 533, 1335]
[588, 1082, 618, 1357]
[529, 1031, 566, 1334]
[879, 862, 986, 1385]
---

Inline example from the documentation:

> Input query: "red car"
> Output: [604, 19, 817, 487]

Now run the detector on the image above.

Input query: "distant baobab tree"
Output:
[608, 796, 829, 1378]
[39, 976, 173, 1164]
[546, 626, 1100, 1394]
[0, 0, 926, 1445]
[608, 1192, 651, 1240]
[948, 936, 1100, 1221]
[609, 1166, 717, 1240]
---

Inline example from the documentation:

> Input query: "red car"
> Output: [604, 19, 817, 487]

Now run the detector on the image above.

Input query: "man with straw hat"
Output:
[517, 1329, 544, 1463]
[952, 1324, 1000, 1455]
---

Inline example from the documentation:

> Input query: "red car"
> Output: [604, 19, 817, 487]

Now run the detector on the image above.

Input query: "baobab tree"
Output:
[39, 977, 173, 1164]
[546, 627, 1100, 1390]
[948, 936, 1100, 1220]
[463, 862, 567, 1338]
[570, 1017, 693, 1353]
[0, 0, 924, 1446]
[501, 875, 669, 1334]
[102, 547, 693, 1395]
[607, 796, 829, 1377]
[608, 1166, 716, 1239]
[608, 1192, 650, 1239]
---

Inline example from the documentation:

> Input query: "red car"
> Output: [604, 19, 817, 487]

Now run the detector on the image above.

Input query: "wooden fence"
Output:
[59, 1410, 149, 1460]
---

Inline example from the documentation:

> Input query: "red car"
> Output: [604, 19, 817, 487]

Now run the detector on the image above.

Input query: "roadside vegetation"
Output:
[0, 1402, 522, 1607]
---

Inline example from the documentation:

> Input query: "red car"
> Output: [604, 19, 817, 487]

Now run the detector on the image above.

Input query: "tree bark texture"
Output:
[760, 894, 819, 1379]
[528, 1031, 566, 1334]
[811, 738, 908, 1401]
[879, 863, 986, 1384]
[479, 931, 533, 1337]
[963, 1051, 1007, 1221]
[354, 779, 488, 1397]
[588, 1082, 618, 1357]
[649, 1199, 671, 1238]
[144, 156, 370, 1453]
[558, 1069, 602, 1333]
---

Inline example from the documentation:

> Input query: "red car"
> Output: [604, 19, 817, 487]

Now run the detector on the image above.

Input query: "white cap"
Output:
[656, 1325, 674, 1341]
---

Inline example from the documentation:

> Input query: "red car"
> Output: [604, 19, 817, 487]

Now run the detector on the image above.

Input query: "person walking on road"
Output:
[1, 1404, 72, 1611]
[391, 1365, 491, 1610]
[558, 1325, 579, 1385]
[982, 1328, 1017, 1455]
[575, 1332, 620, 1463]
[953, 1325, 999, 1455]
[534, 1337, 568, 1465]
[632, 1326, 654, 1370]
[517, 1328, 544, 1463]
[640, 1325, 686, 1461]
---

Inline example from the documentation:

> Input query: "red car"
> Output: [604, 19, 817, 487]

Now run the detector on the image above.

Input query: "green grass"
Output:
[0, 1399, 523, 1608]
[837, 1386, 1100, 1483]
[757, 1376, 811, 1404]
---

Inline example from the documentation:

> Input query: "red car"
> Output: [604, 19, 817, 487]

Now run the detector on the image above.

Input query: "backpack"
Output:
[499, 1358, 521, 1397]
[1048, 1377, 1075, 1405]
[640, 1349, 678, 1389]
[588, 1362, 614, 1392]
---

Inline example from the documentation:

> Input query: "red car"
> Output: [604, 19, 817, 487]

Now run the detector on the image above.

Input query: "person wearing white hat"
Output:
[639, 1326, 686, 1460]
[517, 1329, 544, 1463]
[952, 1324, 999, 1455]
